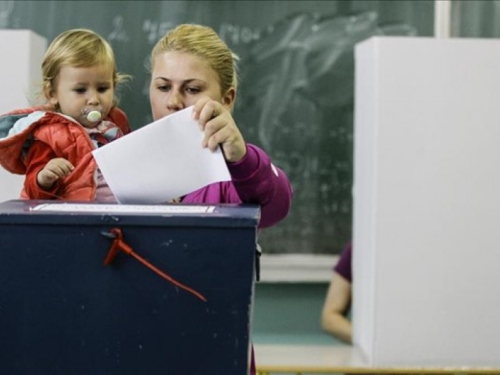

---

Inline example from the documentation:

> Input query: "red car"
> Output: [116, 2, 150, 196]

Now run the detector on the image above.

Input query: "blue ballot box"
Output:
[0, 200, 260, 375]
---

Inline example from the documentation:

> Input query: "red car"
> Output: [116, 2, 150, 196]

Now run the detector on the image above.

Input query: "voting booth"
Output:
[0, 30, 47, 203]
[0, 200, 259, 374]
[353, 36, 500, 367]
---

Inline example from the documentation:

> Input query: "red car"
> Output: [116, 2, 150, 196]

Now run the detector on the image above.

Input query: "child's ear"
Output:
[49, 97, 58, 109]
[44, 87, 52, 100]
[45, 88, 58, 108]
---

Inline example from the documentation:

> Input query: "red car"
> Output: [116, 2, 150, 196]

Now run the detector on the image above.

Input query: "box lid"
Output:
[0, 199, 261, 228]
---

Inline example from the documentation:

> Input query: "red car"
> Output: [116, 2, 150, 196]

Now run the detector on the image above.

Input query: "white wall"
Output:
[0, 30, 46, 202]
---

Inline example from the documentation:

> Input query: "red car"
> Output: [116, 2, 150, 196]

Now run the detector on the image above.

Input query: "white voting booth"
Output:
[353, 36, 500, 367]
[0, 30, 46, 202]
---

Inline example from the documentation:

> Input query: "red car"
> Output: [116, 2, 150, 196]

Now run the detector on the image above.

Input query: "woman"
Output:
[150, 24, 293, 373]
[321, 242, 353, 343]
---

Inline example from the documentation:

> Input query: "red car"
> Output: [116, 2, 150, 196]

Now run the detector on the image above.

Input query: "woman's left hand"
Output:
[192, 96, 246, 162]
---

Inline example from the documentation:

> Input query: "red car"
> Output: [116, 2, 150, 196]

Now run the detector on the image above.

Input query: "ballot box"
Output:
[353, 36, 500, 367]
[0, 200, 260, 375]
[0, 30, 47, 203]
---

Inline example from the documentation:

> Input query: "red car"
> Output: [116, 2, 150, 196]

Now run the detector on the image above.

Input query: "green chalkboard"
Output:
[0, 0, 433, 255]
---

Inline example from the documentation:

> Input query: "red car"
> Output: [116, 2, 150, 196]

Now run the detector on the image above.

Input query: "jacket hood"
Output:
[0, 111, 52, 174]
[0, 111, 46, 140]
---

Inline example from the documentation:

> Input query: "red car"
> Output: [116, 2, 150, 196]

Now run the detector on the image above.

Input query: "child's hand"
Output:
[37, 158, 74, 190]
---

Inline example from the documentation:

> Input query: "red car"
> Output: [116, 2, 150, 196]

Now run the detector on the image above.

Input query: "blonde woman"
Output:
[149, 24, 294, 373]
[149, 23, 292, 229]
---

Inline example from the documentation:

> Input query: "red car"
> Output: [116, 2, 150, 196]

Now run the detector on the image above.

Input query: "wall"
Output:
[0, 1, 451, 349]
[252, 282, 339, 346]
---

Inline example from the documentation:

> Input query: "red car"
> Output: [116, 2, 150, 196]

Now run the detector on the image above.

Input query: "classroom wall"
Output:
[249, 1, 500, 348]
[0, 0, 435, 259]
[3, 0, 499, 349]
[252, 282, 343, 346]
[252, 0, 500, 348]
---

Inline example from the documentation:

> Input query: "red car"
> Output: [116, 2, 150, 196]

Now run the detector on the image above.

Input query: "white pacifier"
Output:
[86, 110, 102, 123]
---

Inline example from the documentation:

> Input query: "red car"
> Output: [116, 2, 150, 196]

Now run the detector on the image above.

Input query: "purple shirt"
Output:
[334, 242, 352, 282]
[182, 143, 293, 229]
[183, 143, 292, 375]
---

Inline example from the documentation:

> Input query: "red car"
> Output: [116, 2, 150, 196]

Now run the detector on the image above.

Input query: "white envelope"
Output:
[92, 106, 231, 204]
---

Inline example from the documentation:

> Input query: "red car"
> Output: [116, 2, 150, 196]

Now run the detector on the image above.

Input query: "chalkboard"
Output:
[0, 0, 433, 255]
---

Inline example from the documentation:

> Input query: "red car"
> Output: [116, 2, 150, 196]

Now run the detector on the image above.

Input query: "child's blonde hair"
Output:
[151, 24, 239, 95]
[42, 28, 130, 103]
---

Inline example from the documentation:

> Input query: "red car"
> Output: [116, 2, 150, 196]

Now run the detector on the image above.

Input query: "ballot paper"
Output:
[92, 106, 231, 204]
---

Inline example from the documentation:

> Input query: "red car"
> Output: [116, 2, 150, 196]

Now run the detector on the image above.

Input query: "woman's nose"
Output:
[166, 90, 184, 111]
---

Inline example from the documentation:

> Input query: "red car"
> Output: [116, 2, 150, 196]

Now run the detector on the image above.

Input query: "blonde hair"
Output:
[42, 28, 130, 102]
[151, 24, 239, 95]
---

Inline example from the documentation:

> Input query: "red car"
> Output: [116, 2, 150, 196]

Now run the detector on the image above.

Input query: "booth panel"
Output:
[353, 36, 500, 366]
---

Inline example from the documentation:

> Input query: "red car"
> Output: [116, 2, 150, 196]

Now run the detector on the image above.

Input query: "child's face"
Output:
[48, 64, 115, 128]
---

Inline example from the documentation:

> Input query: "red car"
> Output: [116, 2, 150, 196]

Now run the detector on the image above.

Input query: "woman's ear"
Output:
[222, 87, 236, 110]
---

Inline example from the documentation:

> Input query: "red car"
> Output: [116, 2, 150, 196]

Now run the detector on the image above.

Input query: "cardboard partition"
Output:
[0, 30, 47, 202]
[353, 36, 500, 367]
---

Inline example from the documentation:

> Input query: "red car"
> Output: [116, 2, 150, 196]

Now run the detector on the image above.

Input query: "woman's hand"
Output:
[37, 157, 74, 190]
[192, 96, 246, 162]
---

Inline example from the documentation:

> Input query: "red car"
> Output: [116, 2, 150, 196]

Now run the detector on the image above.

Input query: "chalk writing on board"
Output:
[218, 23, 260, 46]
[236, 11, 416, 254]
[108, 16, 129, 43]
[143, 19, 175, 45]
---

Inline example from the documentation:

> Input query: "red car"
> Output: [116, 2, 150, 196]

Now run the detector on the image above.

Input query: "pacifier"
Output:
[82, 108, 102, 123]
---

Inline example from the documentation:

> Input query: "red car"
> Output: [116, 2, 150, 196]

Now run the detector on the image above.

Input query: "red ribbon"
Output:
[103, 228, 207, 302]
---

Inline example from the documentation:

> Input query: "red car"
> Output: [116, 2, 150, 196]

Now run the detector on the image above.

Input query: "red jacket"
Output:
[0, 106, 130, 200]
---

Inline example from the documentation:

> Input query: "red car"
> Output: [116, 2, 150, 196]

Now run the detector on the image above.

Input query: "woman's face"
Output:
[150, 51, 233, 121]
